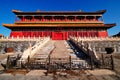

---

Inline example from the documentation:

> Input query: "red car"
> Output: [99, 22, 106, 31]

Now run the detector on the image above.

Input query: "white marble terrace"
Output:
[70, 36, 120, 42]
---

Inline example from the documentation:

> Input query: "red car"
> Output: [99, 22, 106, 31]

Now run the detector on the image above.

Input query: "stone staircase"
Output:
[19, 37, 50, 63]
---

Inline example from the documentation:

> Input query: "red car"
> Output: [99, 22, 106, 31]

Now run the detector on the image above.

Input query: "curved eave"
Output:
[12, 10, 106, 15]
[104, 23, 116, 29]
[3, 23, 115, 29]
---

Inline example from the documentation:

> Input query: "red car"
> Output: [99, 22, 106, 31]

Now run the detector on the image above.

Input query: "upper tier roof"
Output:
[12, 10, 106, 15]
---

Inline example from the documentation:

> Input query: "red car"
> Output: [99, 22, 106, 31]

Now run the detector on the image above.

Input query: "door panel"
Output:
[52, 32, 63, 40]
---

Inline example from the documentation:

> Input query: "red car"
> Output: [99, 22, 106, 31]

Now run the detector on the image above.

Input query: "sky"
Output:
[0, 0, 120, 36]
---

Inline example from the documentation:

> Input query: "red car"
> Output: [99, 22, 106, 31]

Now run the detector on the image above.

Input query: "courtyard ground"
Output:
[0, 40, 120, 80]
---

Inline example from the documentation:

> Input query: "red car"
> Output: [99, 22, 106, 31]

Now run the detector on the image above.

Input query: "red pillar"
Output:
[41, 31, 43, 37]
[77, 31, 79, 37]
[84, 16, 86, 21]
[94, 16, 97, 21]
[52, 32, 54, 40]
[42, 16, 44, 21]
[75, 16, 77, 21]
[21, 16, 25, 21]
[66, 32, 68, 40]
[32, 16, 34, 21]
[52, 16, 54, 21]
[65, 16, 67, 21]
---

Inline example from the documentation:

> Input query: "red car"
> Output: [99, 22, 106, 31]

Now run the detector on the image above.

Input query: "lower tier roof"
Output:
[3, 23, 115, 29]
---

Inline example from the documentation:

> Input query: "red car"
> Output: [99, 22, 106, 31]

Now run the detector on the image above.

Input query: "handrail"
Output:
[0, 36, 49, 41]
[15, 20, 103, 23]
[69, 36, 99, 62]
[69, 36, 120, 41]
[19, 37, 50, 63]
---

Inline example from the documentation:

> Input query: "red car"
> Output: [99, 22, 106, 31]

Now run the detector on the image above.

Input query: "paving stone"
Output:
[25, 75, 40, 80]
[0, 73, 14, 80]
[14, 74, 25, 80]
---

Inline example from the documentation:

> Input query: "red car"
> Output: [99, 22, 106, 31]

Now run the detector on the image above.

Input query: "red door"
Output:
[52, 32, 63, 40]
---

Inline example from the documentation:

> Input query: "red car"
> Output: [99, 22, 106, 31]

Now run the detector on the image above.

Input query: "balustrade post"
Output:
[48, 54, 51, 72]
[81, 40, 84, 49]
[1, 36, 3, 39]
[101, 53, 105, 68]
[39, 36, 40, 39]
[69, 56, 72, 70]
[87, 43, 90, 55]
[27, 56, 30, 63]
[6, 36, 8, 41]
[111, 55, 114, 70]
[6, 55, 10, 70]
[23, 36, 24, 39]
[90, 56, 94, 70]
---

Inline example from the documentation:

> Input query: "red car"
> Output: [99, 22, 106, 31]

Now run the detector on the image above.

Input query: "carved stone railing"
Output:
[73, 37, 120, 41]
[69, 37, 120, 54]
[15, 19, 103, 23]
[0, 36, 49, 41]
[69, 36, 99, 62]
[19, 37, 50, 63]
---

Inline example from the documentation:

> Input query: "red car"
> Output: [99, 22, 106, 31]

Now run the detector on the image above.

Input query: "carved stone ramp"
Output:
[20, 37, 50, 63]
[32, 40, 55, 61]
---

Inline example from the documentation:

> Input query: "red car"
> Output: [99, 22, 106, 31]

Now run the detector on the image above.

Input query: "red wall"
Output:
[97, 31, 108, 37]
[10, 31, 108, 40]
[52, 32, 67, 40]
[10, 32, 23, 37]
